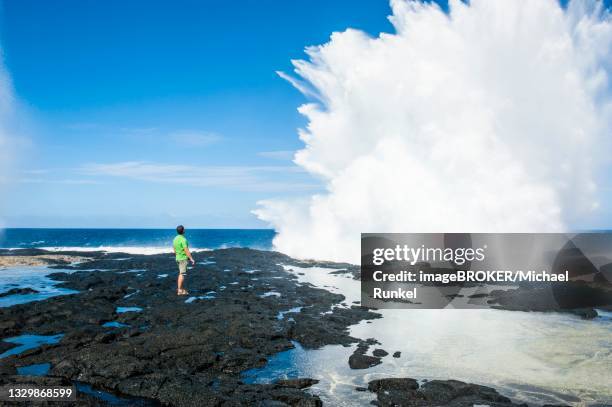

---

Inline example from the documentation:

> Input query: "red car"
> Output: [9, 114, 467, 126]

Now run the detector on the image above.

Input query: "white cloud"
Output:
[81, 161, 318, 191]
[276, 71, 322, 102]
[15, 178, 100, 185]
[255, 0, 612, 263]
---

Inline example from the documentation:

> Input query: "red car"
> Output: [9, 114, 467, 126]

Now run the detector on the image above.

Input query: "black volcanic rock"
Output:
[372, 348, 388, 357]
[0, 287, 39, 297]
[348, 353, 382, 369]
[595, 263, 612, 283]
[275, 378, 319, 389]
[0, 248, 380, 406]
[551, 242, 599, 279]
[568, 308, 598, 319]
[368, 377, 528, 406]
[348, 338, 383, 369]
[488, 281, 612, 316]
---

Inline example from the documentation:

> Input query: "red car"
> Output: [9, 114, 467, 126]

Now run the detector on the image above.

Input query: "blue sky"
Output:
[3, 0, 610, 230]
[0, 0, 402, 228]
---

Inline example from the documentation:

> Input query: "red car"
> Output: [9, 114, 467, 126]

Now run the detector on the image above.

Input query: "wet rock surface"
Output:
[0, 248, 380, 406]
[367, 378, 529, 407]
[348, 338, 382, 369]
[487, 281, 612, 316]
[0, 288, 39, 298]
[372, 349, 388, 357]
[275, 378, 319, 389]
[0, 250, 90, 268]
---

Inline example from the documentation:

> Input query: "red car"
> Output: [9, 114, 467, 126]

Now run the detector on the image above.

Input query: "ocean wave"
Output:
[11, 246, 212, 255]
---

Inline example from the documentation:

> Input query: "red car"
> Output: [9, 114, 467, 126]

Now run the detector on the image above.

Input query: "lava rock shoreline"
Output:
[0, 248, 380, 406]
[0, 248, 608, 406]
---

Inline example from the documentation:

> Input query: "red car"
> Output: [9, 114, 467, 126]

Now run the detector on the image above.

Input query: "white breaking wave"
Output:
[32, 246, 211, 255]
[255, 0, 612, 263]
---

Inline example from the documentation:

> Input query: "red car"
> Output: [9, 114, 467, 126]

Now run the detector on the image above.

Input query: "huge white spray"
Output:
[255, 0, 612, 263]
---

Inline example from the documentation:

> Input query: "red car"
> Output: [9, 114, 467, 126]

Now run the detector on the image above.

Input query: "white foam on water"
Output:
[33, 246, 211, 255]
[260, 291, 281, 298]
[281, 265, 612, 406]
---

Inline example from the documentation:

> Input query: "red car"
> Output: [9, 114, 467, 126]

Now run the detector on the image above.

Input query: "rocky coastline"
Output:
[0, 248, 609, 406]
[0, 248, 380, 406]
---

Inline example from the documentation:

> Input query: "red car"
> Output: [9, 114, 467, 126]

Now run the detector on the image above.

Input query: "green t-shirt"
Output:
[173, 235, 189, 261]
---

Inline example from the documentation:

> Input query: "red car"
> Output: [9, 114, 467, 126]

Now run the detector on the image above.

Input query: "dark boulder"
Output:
[348, 353, 382, 369]
[275, 378, 319, 389]
[0, 287, 39, 297]
[372, 348, 389, 357]
[367, 377, 529, 406]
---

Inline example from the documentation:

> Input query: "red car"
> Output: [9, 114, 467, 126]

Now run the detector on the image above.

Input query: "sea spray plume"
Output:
[255, 0, 612, 263]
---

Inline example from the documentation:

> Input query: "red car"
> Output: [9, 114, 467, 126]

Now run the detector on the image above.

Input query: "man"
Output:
[173, 225, 195, 295]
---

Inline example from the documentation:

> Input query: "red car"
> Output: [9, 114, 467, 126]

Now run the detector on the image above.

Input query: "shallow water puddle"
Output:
[157, 274, 168, 278]
[0, 266, 78, 307]
[103, 321, 130, 328]
[123, 290, 140, 299]
[0, 334, 64, 358]
[277, 307, 303, 320]
[17, 362, 51, 376]
[241, 340, 306, 383]
[184, 295, 215, 303]
[116, 306, 143, 313]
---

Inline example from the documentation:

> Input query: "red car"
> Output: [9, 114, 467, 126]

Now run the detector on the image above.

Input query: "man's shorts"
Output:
[177, 260, 188, 275]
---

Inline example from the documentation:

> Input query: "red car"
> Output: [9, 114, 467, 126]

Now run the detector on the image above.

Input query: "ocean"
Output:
[0, 228, 276, 253]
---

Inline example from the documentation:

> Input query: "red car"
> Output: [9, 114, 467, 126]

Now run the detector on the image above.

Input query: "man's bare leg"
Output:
[177, 274, 185, 295]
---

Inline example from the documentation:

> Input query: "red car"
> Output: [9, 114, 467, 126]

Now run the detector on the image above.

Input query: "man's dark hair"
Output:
[176, 225, 185, 235]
